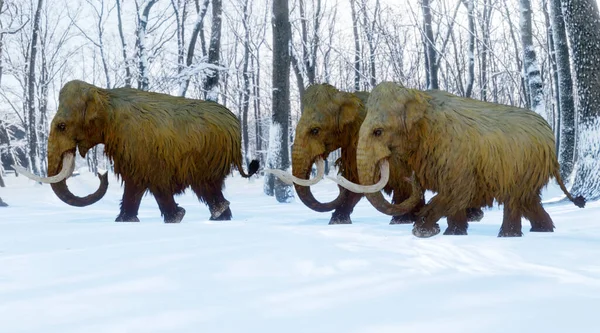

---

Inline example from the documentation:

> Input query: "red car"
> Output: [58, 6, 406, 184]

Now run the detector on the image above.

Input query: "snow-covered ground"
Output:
[1, 167, 600, 333]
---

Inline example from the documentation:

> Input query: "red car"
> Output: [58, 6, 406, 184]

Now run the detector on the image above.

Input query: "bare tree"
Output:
[203, 0, 222, 101]
[519, 0, 545, 116]
[421, 0, 438, 89]
[25, 0, 44, 175]
[266, 0, 293, 202]
[179, 0, 210, 96]
[548, 0, 575, 178]
[135, 0, 157, 91]
[350, 0, 361, 91]
[116, 0, 132, 87]
[561, 0, 600, 200]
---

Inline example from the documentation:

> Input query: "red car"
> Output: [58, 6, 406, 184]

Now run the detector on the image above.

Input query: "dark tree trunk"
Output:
[561, 0, 600, 200]
[269, 0, 293, 202]
[241, 0, 251, 165]
[519, 0, 545, 115]
[550, 0, 576, 179]
[203, 0, 222, 102]
[421, 0, 438, 90]
[180, 0, 209, 97]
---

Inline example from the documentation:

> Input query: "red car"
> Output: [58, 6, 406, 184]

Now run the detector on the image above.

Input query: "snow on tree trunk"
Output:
[135, 0, 157, 91]
[350, 0, 361, 91]
[421, 0, 438, 90]
[519, 0, 546, 118]
[26, 0, 44, 175]
[203, 0, 222, 102]
[561, 0, 600, 200]
[549, 0, 576, 179]
[267, 0, 294, 203]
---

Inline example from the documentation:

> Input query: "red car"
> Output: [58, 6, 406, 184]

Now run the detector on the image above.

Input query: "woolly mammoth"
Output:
[16, 80, 258, 223]
[332, 82, 585, 237]
[268, 83, 483, 224]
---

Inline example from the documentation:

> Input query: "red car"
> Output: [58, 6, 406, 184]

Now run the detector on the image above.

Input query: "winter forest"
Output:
[0, 0, 599, 202]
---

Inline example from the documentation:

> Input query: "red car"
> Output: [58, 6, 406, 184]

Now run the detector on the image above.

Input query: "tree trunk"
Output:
[421, 0, 438, 90]
[27, 0, 44, 175]
[135, 0, 157, 91]
[519, 0, 545, 116]
[550, 0, 576, 179]
[116, 0, 132, 87]
[350, 0, 361, 91]
[241, 0, 251, 165]
[267, 0, 293, 202]
[561, 0, 600, 200]
[461, 0, 475, 97]
[180, 0, 209, 97]
[203, 0, 222, 102]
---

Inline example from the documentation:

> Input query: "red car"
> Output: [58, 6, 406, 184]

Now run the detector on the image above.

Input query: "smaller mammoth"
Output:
[16, 80, 259, 223]
[333, 82, 585, 237]
[268, 83, 483, 225]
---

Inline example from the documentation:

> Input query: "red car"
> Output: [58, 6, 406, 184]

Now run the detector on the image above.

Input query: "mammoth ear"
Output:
[81, 86, 108, 128]
[399, 90, 428, 134]
[334, 92, 363, 130]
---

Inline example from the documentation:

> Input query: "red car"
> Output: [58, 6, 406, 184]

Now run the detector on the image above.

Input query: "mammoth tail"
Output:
[238, 159, 260, 178]
[553, 168, 586, 208]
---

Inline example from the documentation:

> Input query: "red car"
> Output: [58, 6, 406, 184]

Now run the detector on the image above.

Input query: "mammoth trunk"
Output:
[292, 158, 347, 212]
[48, 147, 109, 207]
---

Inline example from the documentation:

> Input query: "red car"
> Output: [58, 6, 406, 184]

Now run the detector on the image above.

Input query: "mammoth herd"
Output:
[14, 80, 586, 238]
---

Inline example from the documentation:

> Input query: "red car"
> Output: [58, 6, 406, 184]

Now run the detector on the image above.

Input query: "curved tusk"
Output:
[264, 158, 325, 186]
[328, 159, 390, 193]
[12, 152, 75, 184]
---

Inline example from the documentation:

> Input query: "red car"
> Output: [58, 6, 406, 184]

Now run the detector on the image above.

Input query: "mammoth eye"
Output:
[310, 127, 320, 136]
[373, 128, 383, 137]
[57, 122, 66, 132]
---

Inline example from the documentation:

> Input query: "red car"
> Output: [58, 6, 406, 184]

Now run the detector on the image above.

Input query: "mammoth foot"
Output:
[466, 208, 484, 222]
[328, 216, 352, 225]
[390, 213, 416, 225]
[210, 207, 232, 221]
[529, 225, 554, 232]
[165, 206, 186, 223]
[0, 199, 8, 207]
[412, 223, 441, 238]
[497, 227, 523, 237]
[443, 224, 468, 235]
[115, 214, 140, 222]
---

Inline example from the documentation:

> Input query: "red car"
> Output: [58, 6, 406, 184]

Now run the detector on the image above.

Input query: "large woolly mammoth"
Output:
[332, 81, 585, 237]
[269, 83, 482, 224]
[16, 80, 259, 223]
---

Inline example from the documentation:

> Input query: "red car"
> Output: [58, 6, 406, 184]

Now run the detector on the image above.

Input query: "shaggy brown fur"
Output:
[357, 82, 585, 237]
[48, 80, 258, 222]
[293, 84, 482, 224]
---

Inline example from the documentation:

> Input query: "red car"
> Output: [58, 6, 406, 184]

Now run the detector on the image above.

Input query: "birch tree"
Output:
[135, 0, 157, 91]
[519, 0, 545, 117]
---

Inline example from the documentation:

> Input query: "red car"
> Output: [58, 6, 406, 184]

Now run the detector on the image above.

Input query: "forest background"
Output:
[0, 0, 598, 203]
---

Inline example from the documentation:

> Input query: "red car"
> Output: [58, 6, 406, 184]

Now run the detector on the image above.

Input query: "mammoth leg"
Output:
[390, 188, 425, 225]
[412, 195, 443, 238]
[498, 203, 523, 237]
[444, 209, 469, 235]
[115, 181, 145, 222]
[153, 191, 186, 223]
[329, 189, 362, 225]
[192, 182, 232, 221]
[524, 199, 555, 232]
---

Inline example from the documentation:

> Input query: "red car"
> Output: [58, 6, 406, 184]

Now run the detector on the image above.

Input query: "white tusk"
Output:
[264, 158, 325, 186]
[12, 152, 75, 184]
[327, 159, 390, 193]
